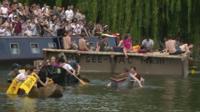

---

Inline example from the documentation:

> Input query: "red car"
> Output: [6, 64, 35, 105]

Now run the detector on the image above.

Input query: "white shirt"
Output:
[24, 29, 33, 36]
[0, 6, 8, 15]
[142, 39, 154, 50]
[0, 28, 5, 36]
[16, 72, 28, 81]
[62, 63, 73, 71]
[65, 9, 74, 22]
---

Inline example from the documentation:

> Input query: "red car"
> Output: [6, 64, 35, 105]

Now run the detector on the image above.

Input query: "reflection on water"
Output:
[1, 70, 200, 112]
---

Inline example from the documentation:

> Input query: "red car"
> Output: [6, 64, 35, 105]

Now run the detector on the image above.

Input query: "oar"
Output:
[72, 74, 87, 85]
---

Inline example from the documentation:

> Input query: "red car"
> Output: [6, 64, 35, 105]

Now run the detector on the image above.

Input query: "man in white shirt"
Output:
[58, 57, 79, 85]
[62, 63, 75, 75]
[59, 57, 75, 76]
[141, 37, 154, 52]
[0, 3, 9, 18]
[65, 6, 74, 22]
[15, 65, 34, 82]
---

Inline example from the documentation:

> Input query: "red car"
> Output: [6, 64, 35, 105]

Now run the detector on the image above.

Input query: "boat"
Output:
[6, 71, 64, 98]
[0, 35, 116, 66]
[43, 48, 189, 77]
[28, 83, 64, 98]
[0, 36, 116, 60]
[0, 36, 61, 61]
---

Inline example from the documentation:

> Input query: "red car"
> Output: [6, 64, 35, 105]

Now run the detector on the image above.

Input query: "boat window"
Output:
[10, 43, 20, 55]
[48, 42, 56, 48]
[30, 43, 40, 54]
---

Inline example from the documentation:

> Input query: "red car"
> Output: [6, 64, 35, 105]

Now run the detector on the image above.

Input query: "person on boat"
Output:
[36, 60, 54, 88]
[68, 59, 90, 83]
[140, 37, 154, 53]
[7, 63, 21, 83]
[179, 42, 193, 56]
[78, 34, 89, 51]
[58, 57, 78, 85]
[15, 64, 34, 82]
[50, 56, 60, 67]
[36, 58, 67, 87]
[164, 36, 184, 55]
[128, 66, 144, 88]
[118, 34, 133, 58]
[42, 56, 70, 87]
[68, 59, 81, 75]
[96, 36, 109, 51]
[63, 31, 72, 50]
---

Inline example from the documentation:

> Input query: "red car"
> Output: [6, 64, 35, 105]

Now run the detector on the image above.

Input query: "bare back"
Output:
[63, 35, 71, 50]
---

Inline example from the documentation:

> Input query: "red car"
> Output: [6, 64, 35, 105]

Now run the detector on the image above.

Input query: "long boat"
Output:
[0, 36, 61, 61]
[0, 36, 115, 64]
[43, 48, 189, 77]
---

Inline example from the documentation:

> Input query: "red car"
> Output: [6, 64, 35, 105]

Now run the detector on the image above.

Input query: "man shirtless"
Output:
[63, 31, 72, 50]
[78, 35, 89, 51]
[165, 37, 183, 55]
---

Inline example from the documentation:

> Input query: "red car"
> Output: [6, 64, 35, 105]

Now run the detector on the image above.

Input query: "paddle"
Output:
[72, 73, 87, 85]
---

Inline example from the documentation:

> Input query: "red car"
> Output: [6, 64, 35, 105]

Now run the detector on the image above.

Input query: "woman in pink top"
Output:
[122, 35, 132, 58]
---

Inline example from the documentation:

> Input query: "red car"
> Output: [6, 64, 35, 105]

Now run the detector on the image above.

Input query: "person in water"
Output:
[106, 68, 129, 87]
[129, 66, 144, 88]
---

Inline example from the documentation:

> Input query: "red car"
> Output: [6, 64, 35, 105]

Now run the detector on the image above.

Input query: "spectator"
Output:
[140, 37, 154, 52]
[74, 9, 85, 21]
[65, 6, 74, 22]
[12, 16, 22, 35]
[164, 36, 184, 55]
[96, 36, 109, 51]
[78, 34, 89, 51]
[0, 1, 9, 18]
[71, 18, 83, 35]
[118, 34, 133, 58]
[63, 31, 72, 50]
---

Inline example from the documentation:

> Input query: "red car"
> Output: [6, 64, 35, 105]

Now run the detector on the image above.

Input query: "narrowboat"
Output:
[0, 36, 116, 61]
[0, 36, 61, 61]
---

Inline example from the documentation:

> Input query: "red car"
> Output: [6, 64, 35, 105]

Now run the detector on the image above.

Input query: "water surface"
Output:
[1, 69, 200, 112]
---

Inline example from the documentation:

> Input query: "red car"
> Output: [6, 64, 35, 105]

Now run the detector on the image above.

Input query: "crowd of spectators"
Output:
[0, 0, 107, 37]
[0, 0, 193, 57]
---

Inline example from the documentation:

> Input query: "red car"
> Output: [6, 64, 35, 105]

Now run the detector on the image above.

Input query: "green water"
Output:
[1, 69, 200, 112]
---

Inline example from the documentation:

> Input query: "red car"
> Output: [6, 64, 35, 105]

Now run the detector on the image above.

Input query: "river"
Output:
[1, 67, 200, 112]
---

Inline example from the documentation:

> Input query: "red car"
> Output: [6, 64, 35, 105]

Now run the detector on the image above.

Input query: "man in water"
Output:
[129, 67, 144, 88]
